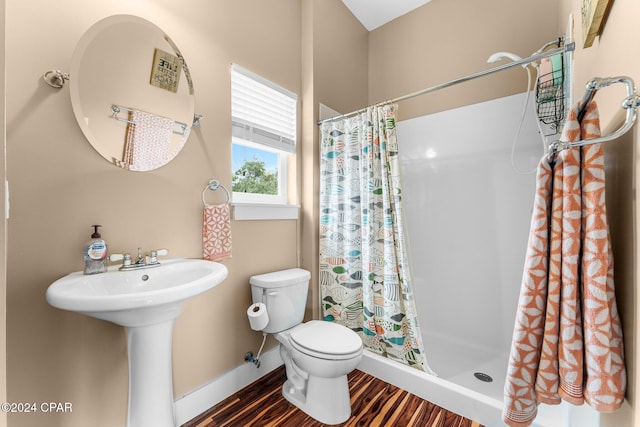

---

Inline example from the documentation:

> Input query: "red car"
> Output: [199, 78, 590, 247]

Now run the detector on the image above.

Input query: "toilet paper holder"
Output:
[246, 302, 269, 369]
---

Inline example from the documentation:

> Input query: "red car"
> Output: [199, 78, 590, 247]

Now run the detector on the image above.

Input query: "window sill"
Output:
[232, 203, 299, 221]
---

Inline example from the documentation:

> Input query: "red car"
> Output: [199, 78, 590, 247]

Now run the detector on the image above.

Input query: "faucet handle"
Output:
[109, 253, 132, 268]
[149, 248, 168, 264]
[109, 254, 124, 262]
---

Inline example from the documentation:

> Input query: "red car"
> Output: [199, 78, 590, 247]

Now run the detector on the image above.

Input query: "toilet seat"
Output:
[289, 321, 362, 360]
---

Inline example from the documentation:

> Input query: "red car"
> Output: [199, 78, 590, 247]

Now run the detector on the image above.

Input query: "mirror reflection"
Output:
[70, 15, 195, 171]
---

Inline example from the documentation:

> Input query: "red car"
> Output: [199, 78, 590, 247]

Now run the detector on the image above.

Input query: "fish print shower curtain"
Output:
[319, 104, 433, 373]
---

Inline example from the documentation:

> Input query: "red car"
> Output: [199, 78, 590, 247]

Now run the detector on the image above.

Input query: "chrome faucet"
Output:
[109, 248, 168, 270]
[134, 247, 146, 266]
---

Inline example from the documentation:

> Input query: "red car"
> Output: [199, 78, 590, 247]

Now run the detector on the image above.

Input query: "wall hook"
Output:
[193, 113, 204, 127]
[43, 70, 70, 88]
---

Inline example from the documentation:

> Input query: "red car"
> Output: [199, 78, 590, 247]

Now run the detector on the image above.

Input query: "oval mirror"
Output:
[70, 15, 195, 171]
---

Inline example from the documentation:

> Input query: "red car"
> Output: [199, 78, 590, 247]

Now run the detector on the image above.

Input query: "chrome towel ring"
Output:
[202, 179, 231, 206]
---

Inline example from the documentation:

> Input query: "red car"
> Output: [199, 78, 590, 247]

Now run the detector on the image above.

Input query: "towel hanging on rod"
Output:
[110, 104, 204, 136]
[114, 108, 175, 171]
[111, 104, 188, 136]
[201, 179, 232, 262]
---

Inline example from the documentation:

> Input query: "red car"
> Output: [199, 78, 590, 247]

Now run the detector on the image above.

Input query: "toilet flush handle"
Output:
[263, 291, 278, 303]
[261, 290, 278, 305]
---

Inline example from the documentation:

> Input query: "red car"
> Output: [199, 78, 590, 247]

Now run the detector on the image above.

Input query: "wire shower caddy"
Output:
[534, 38, 572, 138]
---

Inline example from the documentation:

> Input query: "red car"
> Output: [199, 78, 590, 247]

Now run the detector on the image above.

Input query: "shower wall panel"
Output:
[397, 93, 542, 359]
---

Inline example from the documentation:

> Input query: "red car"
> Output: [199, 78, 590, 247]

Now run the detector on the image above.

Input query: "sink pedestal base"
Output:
[45, 259, 229, 427]
[126, 319, 176, 427]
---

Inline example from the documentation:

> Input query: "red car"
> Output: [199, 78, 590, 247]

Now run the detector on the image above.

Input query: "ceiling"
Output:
[341, 0, 434, 31]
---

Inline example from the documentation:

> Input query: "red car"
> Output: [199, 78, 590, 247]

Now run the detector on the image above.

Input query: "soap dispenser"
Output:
[83, 225, 107, 275]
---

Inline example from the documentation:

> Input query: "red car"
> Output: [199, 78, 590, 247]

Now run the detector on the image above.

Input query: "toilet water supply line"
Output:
[245, 333, 267, 368]
[245, 289, 269, 368]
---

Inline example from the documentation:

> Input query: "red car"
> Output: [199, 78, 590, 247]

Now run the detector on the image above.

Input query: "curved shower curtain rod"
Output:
[316, 43, 574, 126]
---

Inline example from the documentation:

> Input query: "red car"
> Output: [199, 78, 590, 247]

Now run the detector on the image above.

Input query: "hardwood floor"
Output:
[182, 366, 485, 427]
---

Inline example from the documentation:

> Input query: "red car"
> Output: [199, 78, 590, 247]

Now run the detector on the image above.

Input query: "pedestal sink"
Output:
[46, 258, 228, 427]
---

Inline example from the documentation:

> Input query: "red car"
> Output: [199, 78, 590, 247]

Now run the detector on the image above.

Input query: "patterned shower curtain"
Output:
[319, 104, 433, 373]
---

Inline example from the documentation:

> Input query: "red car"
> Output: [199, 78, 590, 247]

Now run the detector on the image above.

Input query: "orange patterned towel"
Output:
[203, 203, 232, 261]
[503, 102, 626, 427]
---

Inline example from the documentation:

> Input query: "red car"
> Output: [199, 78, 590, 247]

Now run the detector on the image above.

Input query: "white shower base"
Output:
[358, 346, 572, 427]
[424, 331, 507, 401]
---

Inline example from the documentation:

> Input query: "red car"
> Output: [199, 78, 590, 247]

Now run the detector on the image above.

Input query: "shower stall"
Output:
[356, 92, 612, 427]
[399, 93, 539, 399]
[318, 29, 639, 424]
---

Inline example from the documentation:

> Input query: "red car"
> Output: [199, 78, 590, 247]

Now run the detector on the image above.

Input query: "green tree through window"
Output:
[232, 158, 278, 195]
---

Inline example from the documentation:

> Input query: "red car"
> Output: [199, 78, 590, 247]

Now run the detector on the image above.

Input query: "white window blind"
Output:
[231, 64, 297, 153]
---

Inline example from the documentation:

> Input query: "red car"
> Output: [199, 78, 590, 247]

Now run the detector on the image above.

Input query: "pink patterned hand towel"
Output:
[503, 101, 626, 427]
[203, 203, 232, 261]
[115, 109, 174, 171]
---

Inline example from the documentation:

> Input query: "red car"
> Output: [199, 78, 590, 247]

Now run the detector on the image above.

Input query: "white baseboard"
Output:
[174, 347, 283, 425]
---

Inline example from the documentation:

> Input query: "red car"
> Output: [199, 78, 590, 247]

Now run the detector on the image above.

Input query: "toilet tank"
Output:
[250, 268, 311, 334]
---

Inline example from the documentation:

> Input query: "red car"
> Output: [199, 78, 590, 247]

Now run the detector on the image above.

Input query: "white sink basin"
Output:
[46, 258, 227, 326]
[46, 258, 228, 427]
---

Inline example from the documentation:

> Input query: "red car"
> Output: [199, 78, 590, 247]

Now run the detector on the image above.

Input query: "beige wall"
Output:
[6, 1, 301, 426]
[557, 1, 640, 426]
[300, 0, 368, 319]
[369, 0, 559, 121]
[0, 0, 6, 425]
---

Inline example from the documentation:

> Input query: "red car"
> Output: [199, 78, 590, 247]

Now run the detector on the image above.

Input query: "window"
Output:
[231, 64, 297, 206]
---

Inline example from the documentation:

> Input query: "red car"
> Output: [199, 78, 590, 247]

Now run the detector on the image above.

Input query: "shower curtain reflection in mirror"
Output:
[319, 105, 434, 374]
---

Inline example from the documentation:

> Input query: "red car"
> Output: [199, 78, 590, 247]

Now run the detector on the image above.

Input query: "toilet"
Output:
[249, 268, 363, 425]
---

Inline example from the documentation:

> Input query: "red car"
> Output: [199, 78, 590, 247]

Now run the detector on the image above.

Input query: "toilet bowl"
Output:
[276, 320, 363, 424]
[248, 269, 363, 425]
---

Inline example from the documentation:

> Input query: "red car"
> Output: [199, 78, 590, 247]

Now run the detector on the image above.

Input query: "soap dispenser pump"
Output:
[83, 225, 107, 275]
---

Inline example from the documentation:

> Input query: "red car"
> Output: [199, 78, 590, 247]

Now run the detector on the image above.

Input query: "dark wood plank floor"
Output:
[182, 366, 485, 427]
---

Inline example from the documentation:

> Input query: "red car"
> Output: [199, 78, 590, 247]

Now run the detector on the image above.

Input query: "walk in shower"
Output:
[356, 88, 637, 426]
[400, 93, 538, 399]
[358, 93, 568, 427]
[319, 29, 639, 424]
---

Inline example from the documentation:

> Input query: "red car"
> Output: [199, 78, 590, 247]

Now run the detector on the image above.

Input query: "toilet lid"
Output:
[289, 321, 362, 358]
